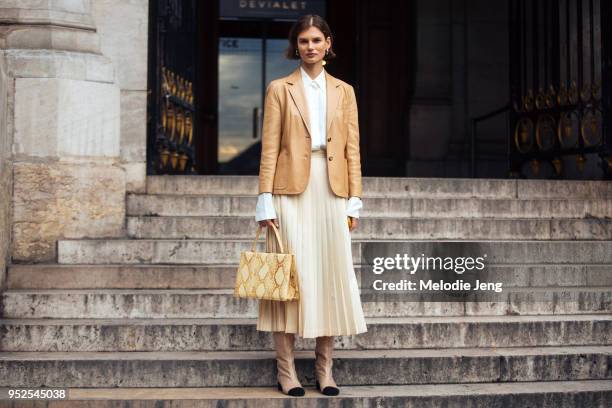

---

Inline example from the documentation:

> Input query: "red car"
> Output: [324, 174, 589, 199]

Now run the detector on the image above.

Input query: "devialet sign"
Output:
[220, 0, 326, 20]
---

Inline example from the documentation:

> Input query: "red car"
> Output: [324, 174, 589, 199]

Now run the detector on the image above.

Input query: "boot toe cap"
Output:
[288, 386, 305, 396]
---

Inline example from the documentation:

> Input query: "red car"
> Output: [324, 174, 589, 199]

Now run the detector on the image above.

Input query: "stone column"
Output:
[405, 0, 509, 177]
[406, 0, 455, 176]
[0, 0, 125, 266]
[91, 0, 149, 193]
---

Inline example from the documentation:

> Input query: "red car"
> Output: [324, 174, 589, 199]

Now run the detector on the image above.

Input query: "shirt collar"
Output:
[300, 65, 326, 90]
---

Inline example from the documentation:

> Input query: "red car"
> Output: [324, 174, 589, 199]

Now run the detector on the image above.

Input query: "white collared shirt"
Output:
[300, 65, 327, 150]
[255, 65, 363, 221]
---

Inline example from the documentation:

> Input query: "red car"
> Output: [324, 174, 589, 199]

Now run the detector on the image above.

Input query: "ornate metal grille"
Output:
[509, 0, 611, 178]
[148, 0, 198, 175]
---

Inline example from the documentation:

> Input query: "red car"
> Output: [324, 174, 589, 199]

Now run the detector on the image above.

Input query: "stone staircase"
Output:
[1, 176, 611, 406]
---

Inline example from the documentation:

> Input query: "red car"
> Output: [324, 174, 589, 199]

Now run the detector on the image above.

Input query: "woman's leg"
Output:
[314, 335, 340, 395]
[273, 331, 305, 396]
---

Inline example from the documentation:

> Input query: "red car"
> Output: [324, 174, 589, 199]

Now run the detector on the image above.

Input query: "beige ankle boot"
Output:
[273, 332, 305, 396]
[314, 336, 340, 396]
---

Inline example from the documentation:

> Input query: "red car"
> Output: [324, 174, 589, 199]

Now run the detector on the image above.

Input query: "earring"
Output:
[325, 49, 329, 56]
[295, 49, 299, 57]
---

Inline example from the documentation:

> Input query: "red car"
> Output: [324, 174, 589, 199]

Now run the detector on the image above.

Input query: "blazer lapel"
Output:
[325, 70, 341, 135]
[286, 67, 312, 138]
[285, 66, 342, 138]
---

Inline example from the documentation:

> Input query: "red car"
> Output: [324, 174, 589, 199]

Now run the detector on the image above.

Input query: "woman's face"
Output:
[296, 26, 331, 65]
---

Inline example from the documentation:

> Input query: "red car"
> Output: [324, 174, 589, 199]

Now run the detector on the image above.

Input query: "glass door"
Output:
[218, 36, 297, 174]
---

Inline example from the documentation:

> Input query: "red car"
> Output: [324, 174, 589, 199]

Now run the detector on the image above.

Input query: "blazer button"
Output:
[328, 156, 333, 161]
[327, 137, 331, 142]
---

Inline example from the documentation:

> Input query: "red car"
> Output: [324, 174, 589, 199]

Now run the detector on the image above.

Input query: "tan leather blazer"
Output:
[258, 66, 362, 198]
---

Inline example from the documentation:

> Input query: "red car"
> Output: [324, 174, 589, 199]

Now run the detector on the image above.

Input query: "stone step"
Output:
[128, 193, 612, 218]
[126, 216, 612, 240]
[1, 346, 610, 387]
[55, 239, 362, 264]
[3, 288, 610, 318]
[18, 381, 612, 407]
[1, 315, 610, 352]
[7, 263, 611, 289]
[57, 239, 612, 265]
[146, 175, 612, 199]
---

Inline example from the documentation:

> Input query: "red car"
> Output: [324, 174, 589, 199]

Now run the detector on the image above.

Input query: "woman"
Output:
[254, 14, 367, 397]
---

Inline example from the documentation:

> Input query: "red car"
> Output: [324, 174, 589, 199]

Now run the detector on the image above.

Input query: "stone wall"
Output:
[0, 51, 11, 287]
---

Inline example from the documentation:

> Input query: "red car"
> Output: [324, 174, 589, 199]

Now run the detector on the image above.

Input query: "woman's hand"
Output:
[348, 216, 358, 232]
[258, 219, 280, 228]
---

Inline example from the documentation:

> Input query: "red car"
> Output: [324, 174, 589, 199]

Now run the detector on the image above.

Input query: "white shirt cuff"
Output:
[255, 192, 277, 222]
[346, 196, 363, 218]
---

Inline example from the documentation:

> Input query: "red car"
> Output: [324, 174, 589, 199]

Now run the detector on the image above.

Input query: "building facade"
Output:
[0, 2, 611, 403]
[0, 0, 610, 284]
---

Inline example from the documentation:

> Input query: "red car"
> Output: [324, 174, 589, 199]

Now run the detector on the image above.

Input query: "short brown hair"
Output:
[285, 14, 337, 61]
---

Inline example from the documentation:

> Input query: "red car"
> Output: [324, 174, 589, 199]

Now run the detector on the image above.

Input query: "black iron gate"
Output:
[147, 0, 198, 175]
[509, 0, 611, 179]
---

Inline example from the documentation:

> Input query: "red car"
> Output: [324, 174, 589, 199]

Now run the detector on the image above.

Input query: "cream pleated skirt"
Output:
[256, 148, 368, 338]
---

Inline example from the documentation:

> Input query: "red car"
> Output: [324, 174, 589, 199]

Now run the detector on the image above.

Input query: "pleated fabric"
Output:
[256, 149, 368, 338]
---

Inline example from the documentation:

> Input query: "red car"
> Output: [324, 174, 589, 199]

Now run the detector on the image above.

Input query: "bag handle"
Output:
[252, 222, 285, 254]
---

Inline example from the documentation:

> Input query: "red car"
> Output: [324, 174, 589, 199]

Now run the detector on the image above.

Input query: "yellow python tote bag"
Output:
[234, 223, 300, 301]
